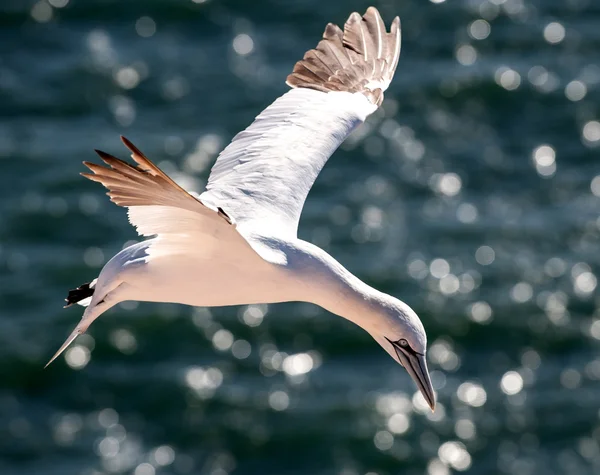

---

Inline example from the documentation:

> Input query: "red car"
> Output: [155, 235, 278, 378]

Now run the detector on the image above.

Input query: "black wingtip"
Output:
[120, 135, 134, 149]
[94, 149, 112, 160]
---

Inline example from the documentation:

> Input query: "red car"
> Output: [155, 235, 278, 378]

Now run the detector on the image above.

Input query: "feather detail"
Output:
[286, 7, 400, 106]
[82, 138, 203, 212]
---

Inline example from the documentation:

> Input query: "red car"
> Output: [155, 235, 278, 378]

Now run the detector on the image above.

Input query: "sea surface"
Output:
[1, 0, 599, 474]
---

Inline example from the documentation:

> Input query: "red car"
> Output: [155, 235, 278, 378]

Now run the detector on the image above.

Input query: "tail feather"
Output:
[64, 279, 96, 308]
[48, 278, 122, 368]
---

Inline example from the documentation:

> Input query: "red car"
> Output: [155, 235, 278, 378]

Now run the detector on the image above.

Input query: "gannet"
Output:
[47, 7, 435, 410]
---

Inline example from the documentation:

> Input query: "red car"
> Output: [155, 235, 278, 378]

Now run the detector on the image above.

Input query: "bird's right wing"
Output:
[200, 7, 401, 241]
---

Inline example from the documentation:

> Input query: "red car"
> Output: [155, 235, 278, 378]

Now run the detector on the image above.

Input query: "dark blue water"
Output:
[1, 1, 599, 474]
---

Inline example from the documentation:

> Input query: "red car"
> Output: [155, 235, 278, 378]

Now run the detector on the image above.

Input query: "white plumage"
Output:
[48, 7, 435, 411]
[202, 89, 375, 240]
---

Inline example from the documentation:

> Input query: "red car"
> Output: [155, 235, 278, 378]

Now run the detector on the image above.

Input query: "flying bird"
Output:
[47, 7, 435, 410]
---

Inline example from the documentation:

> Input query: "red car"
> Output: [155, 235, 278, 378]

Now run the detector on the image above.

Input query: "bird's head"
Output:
[367, 298, 435, 411]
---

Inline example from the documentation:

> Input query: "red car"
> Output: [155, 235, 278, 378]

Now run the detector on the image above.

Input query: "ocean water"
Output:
[1, 0, 599, 474]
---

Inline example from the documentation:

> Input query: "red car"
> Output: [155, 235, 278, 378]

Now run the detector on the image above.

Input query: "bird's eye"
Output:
[399, 338, 409, 347]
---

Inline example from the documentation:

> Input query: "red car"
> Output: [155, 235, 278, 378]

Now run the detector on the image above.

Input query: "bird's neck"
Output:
[290, 240, 389, 333]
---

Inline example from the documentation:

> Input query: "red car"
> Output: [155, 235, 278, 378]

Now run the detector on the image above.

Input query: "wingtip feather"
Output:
[121, 135, 143, 158]
[287, 7, 401, 106]
[94, 149, 116, 163]
[82, 138, 206, 211]
[81, 172, 103, 183]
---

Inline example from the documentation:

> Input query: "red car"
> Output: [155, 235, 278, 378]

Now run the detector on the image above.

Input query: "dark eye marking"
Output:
[385, 337, 423, 356]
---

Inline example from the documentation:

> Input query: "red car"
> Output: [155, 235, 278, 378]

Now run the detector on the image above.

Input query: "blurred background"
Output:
[1, 0, 599, 474]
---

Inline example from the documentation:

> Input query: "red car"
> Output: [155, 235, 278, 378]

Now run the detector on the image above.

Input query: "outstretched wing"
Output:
[200, 7, 401, 239]
[82, 136, 240, 252]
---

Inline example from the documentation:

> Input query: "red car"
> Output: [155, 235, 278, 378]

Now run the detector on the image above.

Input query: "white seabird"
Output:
[47, 7, 435, 410]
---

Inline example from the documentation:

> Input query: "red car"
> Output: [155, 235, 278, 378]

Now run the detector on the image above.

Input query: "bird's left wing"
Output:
[200, 7, 401, 240]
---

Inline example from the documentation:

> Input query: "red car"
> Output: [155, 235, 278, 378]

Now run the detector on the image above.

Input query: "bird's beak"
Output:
[393, 345, 436, 411]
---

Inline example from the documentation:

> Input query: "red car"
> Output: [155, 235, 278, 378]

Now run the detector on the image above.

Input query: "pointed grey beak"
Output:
[390, 342, 436, 411]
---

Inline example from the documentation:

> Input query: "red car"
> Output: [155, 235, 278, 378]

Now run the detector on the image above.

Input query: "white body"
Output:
[96, 232, 401, 339]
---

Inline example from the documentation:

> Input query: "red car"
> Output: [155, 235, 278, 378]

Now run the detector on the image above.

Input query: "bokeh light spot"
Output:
[583, 121, 600, 147]
[475, 246, 495, 265]
[65, 345, 90, 370]
[543, 22, 565, 44]
[268, 390, 290, 411]
[565, 80, 587, 102]
[233, 34, 254, 55]
[500, 371, 523, 395]
[374, 430, 394, 451]
[468, 19, 491, 40]
[135, 16, 156, 38]
[438, 441, 472, 471]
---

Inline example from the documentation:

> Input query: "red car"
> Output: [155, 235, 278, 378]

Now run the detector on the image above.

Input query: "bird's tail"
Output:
[63, 279, 97, 308]
[45, 306, 97, 368]
[45, 280, 100, 367]
[46, 277, 123, 368]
